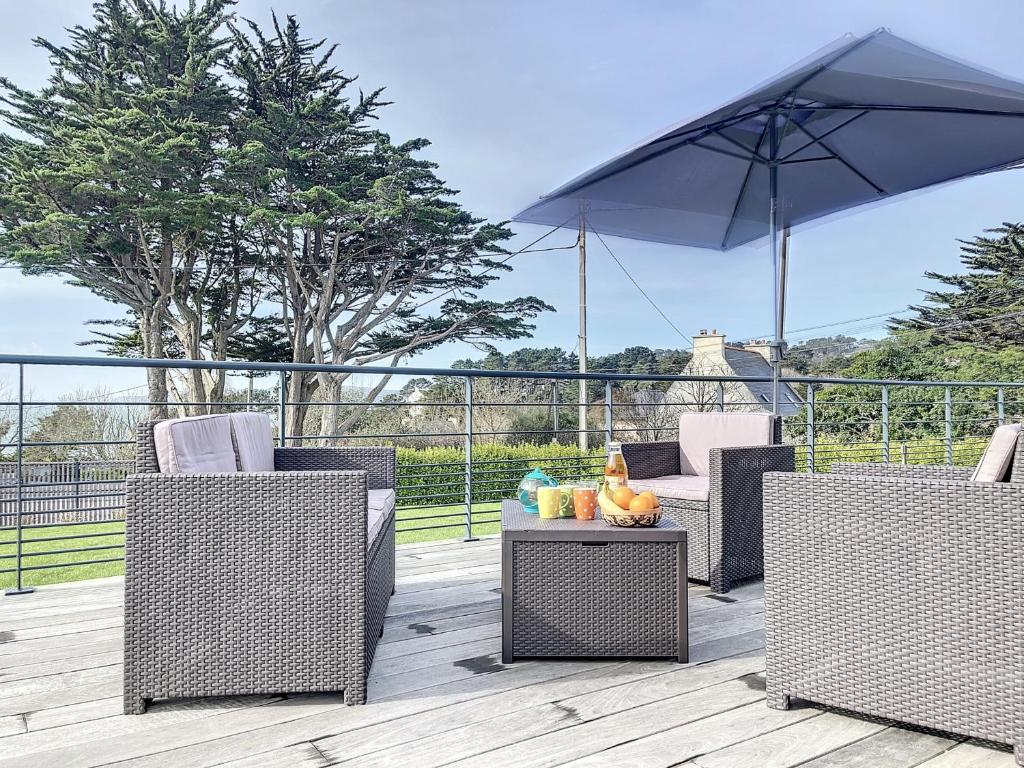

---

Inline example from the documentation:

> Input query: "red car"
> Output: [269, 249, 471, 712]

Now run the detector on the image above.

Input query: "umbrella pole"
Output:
[769, 116, 782, 414]
[578, 202, 588, 452]
[775, 228, 790, 412]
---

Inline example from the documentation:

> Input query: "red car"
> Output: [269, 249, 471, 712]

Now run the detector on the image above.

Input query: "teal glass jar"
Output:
[517, 468, 557, 513]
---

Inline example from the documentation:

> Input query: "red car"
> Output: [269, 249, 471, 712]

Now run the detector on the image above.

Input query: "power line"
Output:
[791, 306, 1024, 356]
[412, 219, 578, 312]
[590, 228, 691, 345]
[740, 280, 1024, 348]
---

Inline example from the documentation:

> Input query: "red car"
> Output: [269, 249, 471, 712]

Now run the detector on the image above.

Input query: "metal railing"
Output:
[1, 352, 1022, 594]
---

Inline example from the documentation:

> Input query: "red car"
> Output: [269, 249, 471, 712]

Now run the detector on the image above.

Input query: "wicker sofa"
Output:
[763, 429, 1024, 765]
[123, 417, 396, 714]
[621, 413, 794, 592]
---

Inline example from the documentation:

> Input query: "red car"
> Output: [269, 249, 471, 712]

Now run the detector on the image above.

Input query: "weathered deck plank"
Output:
[0, 536, 1014, 768]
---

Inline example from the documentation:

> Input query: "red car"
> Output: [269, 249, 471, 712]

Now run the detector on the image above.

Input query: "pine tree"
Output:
[892, 223, 1024, 347]
[0, 0, 245, 414]
[227, 14, 551, 437]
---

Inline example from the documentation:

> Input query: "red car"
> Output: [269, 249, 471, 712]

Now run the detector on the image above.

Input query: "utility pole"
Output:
[578, 203, 588, 452]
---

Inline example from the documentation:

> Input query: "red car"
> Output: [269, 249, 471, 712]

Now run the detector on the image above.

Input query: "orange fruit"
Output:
[639, 491, 659, 508]
[629, 494, 655, 512]
[611, 487, 636, 510]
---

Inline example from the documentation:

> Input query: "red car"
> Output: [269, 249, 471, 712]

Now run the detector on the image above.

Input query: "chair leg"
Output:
[1013, 740, 1023, 767]
[344, 680, 366, 706]
[124, 694, 149, 715]
[765, 689, 790, 710]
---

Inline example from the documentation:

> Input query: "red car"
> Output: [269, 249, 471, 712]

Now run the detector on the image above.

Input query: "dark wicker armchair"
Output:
[621, 413, 793, 592]
[763, 430, 1024, 765]
[123, 420, 396, 714]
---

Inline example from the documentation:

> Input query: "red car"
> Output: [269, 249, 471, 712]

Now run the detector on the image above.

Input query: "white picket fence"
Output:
[0, 461, 132, 527]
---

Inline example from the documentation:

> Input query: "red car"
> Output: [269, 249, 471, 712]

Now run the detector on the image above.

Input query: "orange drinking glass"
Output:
[572, 485, 598, 520]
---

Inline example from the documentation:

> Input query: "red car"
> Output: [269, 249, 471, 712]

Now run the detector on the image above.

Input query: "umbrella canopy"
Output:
[514, 29, 1024, 410]
[515, 29, 1024, 249]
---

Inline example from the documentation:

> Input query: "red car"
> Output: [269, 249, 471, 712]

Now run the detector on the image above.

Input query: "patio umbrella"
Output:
[513, 29, 1024, 411]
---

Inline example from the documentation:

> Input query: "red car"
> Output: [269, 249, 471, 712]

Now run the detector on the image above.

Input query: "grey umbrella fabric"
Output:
[514, 29, 1024, 412]
[514, 29, 1024, 250]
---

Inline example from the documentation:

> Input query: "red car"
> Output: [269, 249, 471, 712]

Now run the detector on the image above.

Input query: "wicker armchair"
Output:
[621, 414, 794, 592]
[763, 433, 1024, 765]
[123, 420, 396, 714]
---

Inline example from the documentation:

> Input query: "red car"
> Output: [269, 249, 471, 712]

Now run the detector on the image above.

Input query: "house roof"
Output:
[723, 346, 803, 416]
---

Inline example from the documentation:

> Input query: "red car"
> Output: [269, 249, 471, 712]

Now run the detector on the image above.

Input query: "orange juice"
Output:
[604, 442, 629, 493]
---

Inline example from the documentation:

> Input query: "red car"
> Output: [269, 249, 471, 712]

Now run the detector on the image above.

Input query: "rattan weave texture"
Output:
[510, 540, 679, 657]
[763, 471, 1024, 763]
[124, 421, 396, 713]
[501, 500, 687, 663]
[830, 462, 974, 480]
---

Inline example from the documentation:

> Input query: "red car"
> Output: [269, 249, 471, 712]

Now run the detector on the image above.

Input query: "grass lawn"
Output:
[0, 502, 504, 590]
[1, 520, 126, 590]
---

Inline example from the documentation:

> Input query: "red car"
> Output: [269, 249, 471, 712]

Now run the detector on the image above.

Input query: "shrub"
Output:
[397, 443, 605, 507]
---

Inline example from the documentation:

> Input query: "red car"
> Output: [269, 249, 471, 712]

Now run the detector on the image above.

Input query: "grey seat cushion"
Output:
[970, 423, 1022, 482]
[368, 488, 396, 547]
[629, 474, 709, 502]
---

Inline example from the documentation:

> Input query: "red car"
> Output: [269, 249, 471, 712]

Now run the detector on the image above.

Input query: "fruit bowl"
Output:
[597, 486, 661, 528]
[601, 508, 662, 528]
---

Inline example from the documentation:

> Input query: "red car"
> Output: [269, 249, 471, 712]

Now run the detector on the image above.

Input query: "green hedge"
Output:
[794, 436, 988, 473]
[397, 443, 605, 507]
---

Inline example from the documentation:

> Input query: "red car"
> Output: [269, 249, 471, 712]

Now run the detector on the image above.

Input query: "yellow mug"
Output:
[537, 486, 561, 519]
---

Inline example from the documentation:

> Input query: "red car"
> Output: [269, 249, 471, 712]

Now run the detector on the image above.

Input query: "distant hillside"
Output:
[786, 336, 881, 374]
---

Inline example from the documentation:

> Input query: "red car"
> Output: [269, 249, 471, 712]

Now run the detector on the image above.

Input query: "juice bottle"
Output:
[604, 442, 629, 493]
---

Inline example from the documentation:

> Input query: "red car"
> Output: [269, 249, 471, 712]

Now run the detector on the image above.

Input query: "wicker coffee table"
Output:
[501, 499, 688, 664]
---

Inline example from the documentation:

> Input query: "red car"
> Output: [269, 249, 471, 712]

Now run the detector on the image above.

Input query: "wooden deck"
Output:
[0, 537, 1014, 768]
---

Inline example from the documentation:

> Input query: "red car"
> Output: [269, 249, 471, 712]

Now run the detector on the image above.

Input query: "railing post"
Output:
[604, 380, 613, 449]
[805, 383, 815, 473]
[880, 385, 890, 464]
[277, 370, 287, 448]
[73, 458, 82, 512]
[715, 381, 725, 412]
[464, 377, 476, 542]
[944, 386, 953, 465]
[997, 386, 1005, 426]
[6, 363, 33, 596]
[551, 382, 559, 443]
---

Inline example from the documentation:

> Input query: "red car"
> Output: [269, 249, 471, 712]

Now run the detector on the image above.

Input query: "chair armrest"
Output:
[126, 469, 369, 552]
[830, 462, 973, 481]
[712, 444, 797, 481]
[620, 441, 680, 479]
[274, 447, 396, 490]
[705, 444, 795, 591]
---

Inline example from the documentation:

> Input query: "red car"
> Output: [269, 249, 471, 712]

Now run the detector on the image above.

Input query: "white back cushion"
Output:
[229, 412, 276, 472]
[153, 415, 237, 474]
[970, 424, 1021, 482]
[678, 412, 774, 477]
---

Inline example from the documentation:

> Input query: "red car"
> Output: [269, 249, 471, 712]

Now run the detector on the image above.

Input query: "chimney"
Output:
[692, 328, 726, 363]
[744, 338, 774, 362]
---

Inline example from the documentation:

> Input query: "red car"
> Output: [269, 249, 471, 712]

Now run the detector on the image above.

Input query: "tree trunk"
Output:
[139, 308, 169, 420]
[285, 371, 309, 445]
[318, 372, 350, 445]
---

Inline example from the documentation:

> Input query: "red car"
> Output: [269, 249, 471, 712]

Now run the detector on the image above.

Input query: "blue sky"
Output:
[3, 0, 1024, 395]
